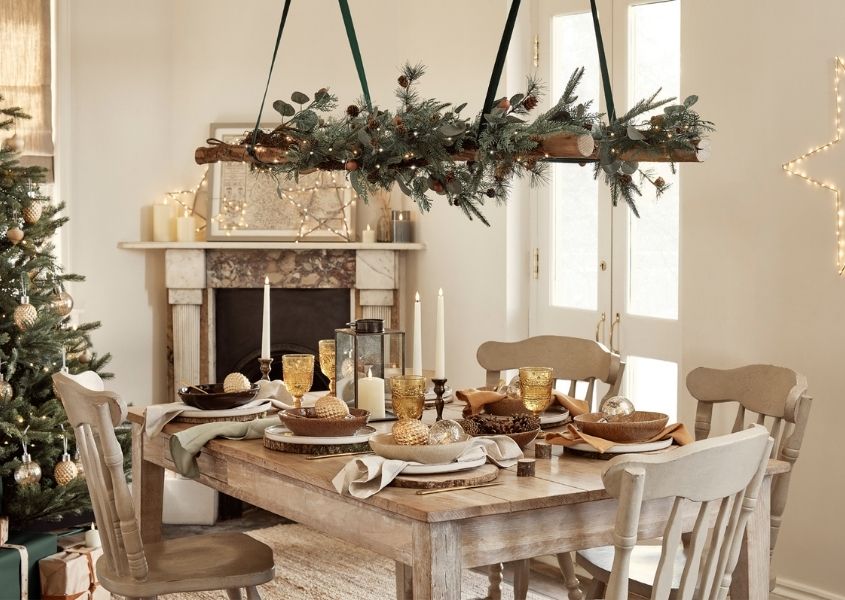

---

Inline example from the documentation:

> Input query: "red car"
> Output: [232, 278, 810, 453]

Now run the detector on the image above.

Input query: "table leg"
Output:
[512, 559, 530, 600]
[411, 521, 461, 600]
[131, 422, 164, 543]
[395, 561, 413, 600]
[730, 475, 772, 600]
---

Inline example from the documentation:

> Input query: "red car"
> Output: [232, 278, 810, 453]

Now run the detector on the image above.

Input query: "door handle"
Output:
[609, 313, 621, 354]
[594, 312, 607, 343]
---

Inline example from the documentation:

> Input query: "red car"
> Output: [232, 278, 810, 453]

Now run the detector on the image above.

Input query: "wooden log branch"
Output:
[194, 131, 707, 167]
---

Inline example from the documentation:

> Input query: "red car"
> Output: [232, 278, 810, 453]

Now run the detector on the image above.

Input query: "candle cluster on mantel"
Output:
[152, 196, 199, 243]
[411, 288, 446, 379]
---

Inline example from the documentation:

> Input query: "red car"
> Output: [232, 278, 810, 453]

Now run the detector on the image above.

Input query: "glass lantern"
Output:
[335, 319, 405, 419]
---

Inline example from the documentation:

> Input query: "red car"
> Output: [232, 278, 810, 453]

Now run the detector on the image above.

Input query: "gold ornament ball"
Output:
[51, 290, 74, 317]
[223, 372, 251, 393]
[0, 377, 12, 402]
[314, 395, 349, 420]
[54, 454, 79, 486]
[14, 301, 37, 330]
[23, 202, 43, 224]
[7, 227, 24, 245]
[14, 454, 42, 486]
[393, 419, 429, 446]
[78, 348, 92, 364]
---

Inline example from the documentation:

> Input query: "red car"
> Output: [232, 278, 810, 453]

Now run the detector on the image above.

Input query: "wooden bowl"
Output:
[369, 432, 471, 464]
[177, 383, 260, 410]
[574, 411, 669, 443]
[484, 397, 531, 416]
[279, 407, 370, 437]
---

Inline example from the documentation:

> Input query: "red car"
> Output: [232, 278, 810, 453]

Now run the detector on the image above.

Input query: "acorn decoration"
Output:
[14, 294, 37, 330]
[223, 372, 251, 393]
[392, 419, 429, 446]
[23, 201, 43, 224]
[314, 395, 350, 420]
[54, 425, 79, 486]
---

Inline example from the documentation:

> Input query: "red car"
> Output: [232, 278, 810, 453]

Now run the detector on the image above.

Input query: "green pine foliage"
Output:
[0, 96, 112, 525]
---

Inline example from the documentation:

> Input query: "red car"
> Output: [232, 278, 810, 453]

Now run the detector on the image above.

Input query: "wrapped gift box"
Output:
[0, 529, 58, 599]
[39, 543, 110, 600]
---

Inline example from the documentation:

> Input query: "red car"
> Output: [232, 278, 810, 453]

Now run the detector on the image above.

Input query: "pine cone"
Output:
[654, 177, 666, 188]
[523, 95, 538, 110]
[346, 105, 360, 118]
[512, 414, 540, 433]
[398, 75, 409, 88]
[650, 114, 665, 128]
[485, 188, 496, 198]
[459, 419, 481, 436]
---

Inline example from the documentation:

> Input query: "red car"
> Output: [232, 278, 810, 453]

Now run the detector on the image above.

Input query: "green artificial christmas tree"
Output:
[0, 96, 112, 525]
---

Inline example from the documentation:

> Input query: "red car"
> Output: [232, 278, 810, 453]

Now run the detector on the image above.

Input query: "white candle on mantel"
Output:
[361, 224, 376, 244]
[152, 198, 173, 242]
[412, 292, 422, 376]
[176, 209, 196, 242]
[434, 288, 445, 379]
[261, 276, 271, 359]
[357, 366, 385, 419]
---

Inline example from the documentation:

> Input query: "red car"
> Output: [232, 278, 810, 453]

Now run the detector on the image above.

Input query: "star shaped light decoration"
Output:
[275, 171, 356, 241]
[782, 57, 845, 275]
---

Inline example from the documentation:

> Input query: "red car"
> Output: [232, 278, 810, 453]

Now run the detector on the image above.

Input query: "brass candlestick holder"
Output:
[258, 357, 273, 381]
[432, 378, 448, 422]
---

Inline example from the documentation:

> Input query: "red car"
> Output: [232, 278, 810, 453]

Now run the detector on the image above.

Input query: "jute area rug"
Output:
[160, 523, 544, 599]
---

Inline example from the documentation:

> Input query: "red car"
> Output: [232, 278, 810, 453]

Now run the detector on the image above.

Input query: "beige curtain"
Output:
[0, 0, 53, 157]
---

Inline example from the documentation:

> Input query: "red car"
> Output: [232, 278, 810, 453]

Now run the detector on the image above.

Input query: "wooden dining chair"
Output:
[52, 371, 275, 600]
[476, 335, 624, 600]
[576, 364, 811, 597]
[577, 425, 773, 600]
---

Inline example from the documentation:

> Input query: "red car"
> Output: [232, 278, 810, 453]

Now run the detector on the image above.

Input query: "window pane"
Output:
[623, 355, 677, 420]
[550, 13, 600, 310]
[627, 1, 680, 320]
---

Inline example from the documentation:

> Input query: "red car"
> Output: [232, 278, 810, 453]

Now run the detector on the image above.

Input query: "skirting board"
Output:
[774, 577, 845, 600]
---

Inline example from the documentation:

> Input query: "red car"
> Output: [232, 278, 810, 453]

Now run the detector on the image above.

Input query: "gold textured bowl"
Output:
[485, 397, 531, 416]
[368, 432, 471, 464]
[279, 407, 370, 437]
[574, 411, 669, 443]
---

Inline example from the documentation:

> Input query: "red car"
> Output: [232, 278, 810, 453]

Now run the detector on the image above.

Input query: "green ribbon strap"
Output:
[338, 0, 372, 112]
[590, 0, 616, 122]
[478, 0, 522, 136]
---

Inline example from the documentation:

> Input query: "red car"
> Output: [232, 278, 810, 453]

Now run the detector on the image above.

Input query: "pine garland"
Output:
[222, 64, 713, 224]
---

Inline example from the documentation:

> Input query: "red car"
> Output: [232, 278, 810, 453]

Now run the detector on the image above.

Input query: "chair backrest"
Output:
[601, 425, 773, 600]
[686, 364, 811, 552]
[476, 335, 624, 410]
[52, 371, 148, 581]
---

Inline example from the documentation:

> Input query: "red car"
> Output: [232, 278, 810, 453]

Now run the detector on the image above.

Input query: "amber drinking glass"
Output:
[318, 340, 336, 396]
[389, 375, 426, 420]
[519, 366, 554, 417]
[283, 354, 314, 409]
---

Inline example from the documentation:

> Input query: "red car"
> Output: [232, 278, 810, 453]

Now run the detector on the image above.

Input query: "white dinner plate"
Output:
[540, 411, 569, 426]
[264, 424, 376, 446]
[401, 455, 487, 475]
[567, 438, 673, 454]
[179, 401, 273, 419]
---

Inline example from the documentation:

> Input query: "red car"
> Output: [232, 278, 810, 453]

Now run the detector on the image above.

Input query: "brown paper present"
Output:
[39, 543, 108, 600]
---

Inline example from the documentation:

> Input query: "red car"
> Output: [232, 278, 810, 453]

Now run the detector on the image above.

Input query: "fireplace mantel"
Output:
[119, 241, 423, 401]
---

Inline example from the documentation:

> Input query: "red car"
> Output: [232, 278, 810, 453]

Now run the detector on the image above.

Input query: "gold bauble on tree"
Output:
[0, 375, 12, 402]
[54, 453, 79, 486]
[14, 452, 41, 486]
[78, 348, 92, 364]
[314, 395, 349, 420]
[14, 295, 37, 330]
[6, 226, 24, 245]
[392, 419, 429, 446]
[223, 372, 251, 393]
[51, 289, 74, 317]
[22, 201, 43, 224]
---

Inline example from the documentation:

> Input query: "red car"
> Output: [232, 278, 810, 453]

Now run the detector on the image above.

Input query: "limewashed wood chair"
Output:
[53, 371, 275, 600]
[476, 335, 624, 600]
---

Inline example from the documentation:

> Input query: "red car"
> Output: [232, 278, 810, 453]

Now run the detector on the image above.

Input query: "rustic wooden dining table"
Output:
[127, 405, 787, 600]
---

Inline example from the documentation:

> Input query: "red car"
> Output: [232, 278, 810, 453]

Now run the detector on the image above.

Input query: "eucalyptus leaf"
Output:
[295, 110, 319, 132]
[454, 102, 467, 113]
[291, 91, 310, 104]
[272, 100, 295, 117]
[349, 171, 364, 196]
[510, 93, 525, 106]
[357, 128, 372, 145]
[683, 95, 698, 107]
[397, 177, 414, 197]
[438, 123, 465, 137]
[626, 125, 646, 141]
[620, 161, 639, 175]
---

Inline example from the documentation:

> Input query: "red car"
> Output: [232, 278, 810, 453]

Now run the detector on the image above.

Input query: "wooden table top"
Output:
[127, 407, 789, 524]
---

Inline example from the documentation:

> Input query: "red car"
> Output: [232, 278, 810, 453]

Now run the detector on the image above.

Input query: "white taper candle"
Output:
[261, 275, 271, 359]
[412, 291, 422, 376]
[434, 288, 445, 379]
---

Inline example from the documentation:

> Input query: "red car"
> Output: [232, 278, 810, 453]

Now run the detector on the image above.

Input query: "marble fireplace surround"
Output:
[119, 242, 423, 401]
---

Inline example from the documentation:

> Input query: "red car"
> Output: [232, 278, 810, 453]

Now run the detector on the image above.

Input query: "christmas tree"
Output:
[0, 96, 112, 525]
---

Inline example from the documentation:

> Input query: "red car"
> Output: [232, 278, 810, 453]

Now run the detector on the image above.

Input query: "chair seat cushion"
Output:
[577, 542, 687, 592]
[97, 531, 275, 597]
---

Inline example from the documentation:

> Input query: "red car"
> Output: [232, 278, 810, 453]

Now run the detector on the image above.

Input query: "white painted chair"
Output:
[576, 364, 811, 597]
[476, 335, 624, 600]
[580, 425, 773, 600]
[53, 371, 275, 600]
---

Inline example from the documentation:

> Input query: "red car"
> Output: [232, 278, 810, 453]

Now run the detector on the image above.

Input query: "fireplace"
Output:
[214, 288, 350, 387]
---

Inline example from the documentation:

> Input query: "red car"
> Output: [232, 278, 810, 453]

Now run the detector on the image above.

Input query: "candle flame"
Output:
[415, 291, 420, 301]
[366, 224, 372, 231]
[367, 366, 373, 378]
[438, 288, 443, 296]
[264, 275, 269, 285]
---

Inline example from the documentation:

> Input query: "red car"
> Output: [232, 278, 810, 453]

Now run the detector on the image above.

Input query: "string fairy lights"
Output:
[273, 171, 356, 241]
[166, 168, 210, 234]
[782, 56, 845, 275]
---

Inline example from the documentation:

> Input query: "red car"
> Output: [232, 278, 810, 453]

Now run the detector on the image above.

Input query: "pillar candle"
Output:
[357, 367, 385, 419]
[152, 199, 174, 242]
[435, 288, 445, 379]
[361, 224, 376, 244]
[412, 292, 422, 376]
[261, 275, 270, 359]
[176, 211, 196, 242]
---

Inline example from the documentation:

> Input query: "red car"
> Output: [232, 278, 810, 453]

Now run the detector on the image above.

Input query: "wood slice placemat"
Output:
[390, 463, 499, 489]
[263, 438, 371, 456]
[175, 411, 270, 424]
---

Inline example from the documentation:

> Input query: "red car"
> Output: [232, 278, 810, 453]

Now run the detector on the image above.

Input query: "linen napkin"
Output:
[457, 387, 588, 417]
[332, 435, 523, 499]
[144, 398, 272, 438]
[545, 422, 693, 454]
[256, 379, 296, 410]
[169, 416, 278, 478]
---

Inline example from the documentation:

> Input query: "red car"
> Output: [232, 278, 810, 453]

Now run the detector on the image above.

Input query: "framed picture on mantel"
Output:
[207, 123, 356, 241]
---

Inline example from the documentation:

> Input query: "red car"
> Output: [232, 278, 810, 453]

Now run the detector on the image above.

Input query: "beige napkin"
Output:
[332, 435, 523, 499]
[169, 416, 278, 478]
[545, 422, 693, 454]
[144, 398, 271, 438]
[256, 379, 296, 410]
[457, 387, 588, 417]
